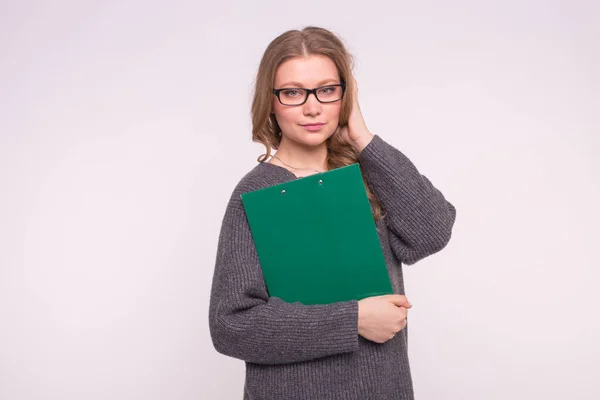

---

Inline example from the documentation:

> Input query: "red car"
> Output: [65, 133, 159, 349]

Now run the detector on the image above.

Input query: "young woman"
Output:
[209, 26, 456, 400]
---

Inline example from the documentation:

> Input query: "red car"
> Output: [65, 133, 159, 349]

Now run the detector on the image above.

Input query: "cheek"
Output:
[273, 102, 299, 126]
[326, 103, 342, 121]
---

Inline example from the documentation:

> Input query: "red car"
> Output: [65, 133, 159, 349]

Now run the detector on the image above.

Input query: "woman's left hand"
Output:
[336, 74, 375, 152]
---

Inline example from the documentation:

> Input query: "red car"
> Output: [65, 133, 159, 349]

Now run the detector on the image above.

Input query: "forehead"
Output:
[274, 55, 339, 87]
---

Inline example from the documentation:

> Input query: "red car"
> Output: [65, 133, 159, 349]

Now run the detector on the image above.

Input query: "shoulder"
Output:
[227, 162, 293, 209]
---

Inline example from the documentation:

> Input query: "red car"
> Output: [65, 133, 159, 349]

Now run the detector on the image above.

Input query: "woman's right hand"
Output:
[357, 294, 412, 343]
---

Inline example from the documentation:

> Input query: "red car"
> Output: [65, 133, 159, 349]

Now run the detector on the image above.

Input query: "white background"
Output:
[1, 1, 599, 399]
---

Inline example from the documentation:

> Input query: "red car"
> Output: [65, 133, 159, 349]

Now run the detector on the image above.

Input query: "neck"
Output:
[273, 136, 329, 172]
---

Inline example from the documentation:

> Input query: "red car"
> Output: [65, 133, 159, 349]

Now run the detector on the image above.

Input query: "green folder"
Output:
[240, 163, 393, 305]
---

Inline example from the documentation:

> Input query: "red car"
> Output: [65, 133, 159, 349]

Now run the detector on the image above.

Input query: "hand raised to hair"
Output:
[336, 74, 375, 153]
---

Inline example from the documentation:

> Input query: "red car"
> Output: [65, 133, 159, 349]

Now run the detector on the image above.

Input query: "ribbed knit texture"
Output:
[209, 135, 456, 399]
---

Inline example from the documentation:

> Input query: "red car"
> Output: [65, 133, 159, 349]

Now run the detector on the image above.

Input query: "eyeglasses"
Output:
[272, 82, 346, 106]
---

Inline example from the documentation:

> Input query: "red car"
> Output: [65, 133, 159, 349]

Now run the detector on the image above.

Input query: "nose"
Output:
[303, 92, 322, 116]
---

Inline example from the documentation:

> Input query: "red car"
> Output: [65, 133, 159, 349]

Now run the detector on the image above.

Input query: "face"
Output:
[272, 55, 342, 148]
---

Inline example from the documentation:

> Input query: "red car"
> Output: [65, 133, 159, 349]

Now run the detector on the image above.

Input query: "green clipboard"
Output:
[240, 163, 393, 305]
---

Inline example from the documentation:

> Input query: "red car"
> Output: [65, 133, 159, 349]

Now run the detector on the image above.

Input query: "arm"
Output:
[336, 76, 455, 265]
[208, 203, 360, 365]
[358, 135, 457, 265]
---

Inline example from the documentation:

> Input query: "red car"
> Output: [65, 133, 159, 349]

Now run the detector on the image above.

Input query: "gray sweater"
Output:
[209, 135, 456, 400]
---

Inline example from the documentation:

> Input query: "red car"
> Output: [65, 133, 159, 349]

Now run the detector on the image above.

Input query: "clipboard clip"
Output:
[281, 179, 323, 195]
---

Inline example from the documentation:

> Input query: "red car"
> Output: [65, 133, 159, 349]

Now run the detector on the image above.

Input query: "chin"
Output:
[293, 134, 327, 148]
[291, 129, 336, 147]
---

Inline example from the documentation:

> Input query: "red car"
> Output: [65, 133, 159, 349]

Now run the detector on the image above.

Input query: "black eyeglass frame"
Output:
[272, 82, 347, 106]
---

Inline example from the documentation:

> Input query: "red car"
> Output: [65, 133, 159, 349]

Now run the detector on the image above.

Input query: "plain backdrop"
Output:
[1, 1, 599, 399]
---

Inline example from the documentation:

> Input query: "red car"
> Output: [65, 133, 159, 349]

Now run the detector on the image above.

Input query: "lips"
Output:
[301, 123, 325, 127]
[301, 123, 326, 132]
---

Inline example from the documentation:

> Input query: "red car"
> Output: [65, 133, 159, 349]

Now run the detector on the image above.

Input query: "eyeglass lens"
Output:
[278, 85, 343, 105]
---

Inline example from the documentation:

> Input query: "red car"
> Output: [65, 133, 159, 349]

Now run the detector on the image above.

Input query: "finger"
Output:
[386, 294, 412, 308]
[348, 74, 358, 95]
[398, 307, 408, 319]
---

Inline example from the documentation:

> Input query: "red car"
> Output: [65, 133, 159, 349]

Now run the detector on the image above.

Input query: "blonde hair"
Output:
[251, 26, 383, 222]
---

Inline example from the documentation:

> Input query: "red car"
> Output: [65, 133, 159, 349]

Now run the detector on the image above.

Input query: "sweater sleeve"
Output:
[208, 203, 360, 365]
[358, 135, 457, 265]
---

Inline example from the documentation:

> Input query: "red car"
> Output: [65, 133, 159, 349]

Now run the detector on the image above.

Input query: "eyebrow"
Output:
[278, 78, 340, 88]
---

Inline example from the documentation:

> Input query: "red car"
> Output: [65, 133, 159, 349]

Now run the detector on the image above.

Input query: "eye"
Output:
[282, 89, 302, 97]
[318, 86, 335, 94]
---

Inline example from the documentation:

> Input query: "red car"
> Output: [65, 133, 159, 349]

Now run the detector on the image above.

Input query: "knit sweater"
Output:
[209, 135, 456, 400]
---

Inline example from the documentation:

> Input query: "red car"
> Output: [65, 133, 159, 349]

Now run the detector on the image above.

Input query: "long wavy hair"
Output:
[251, 26, 383, 222]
